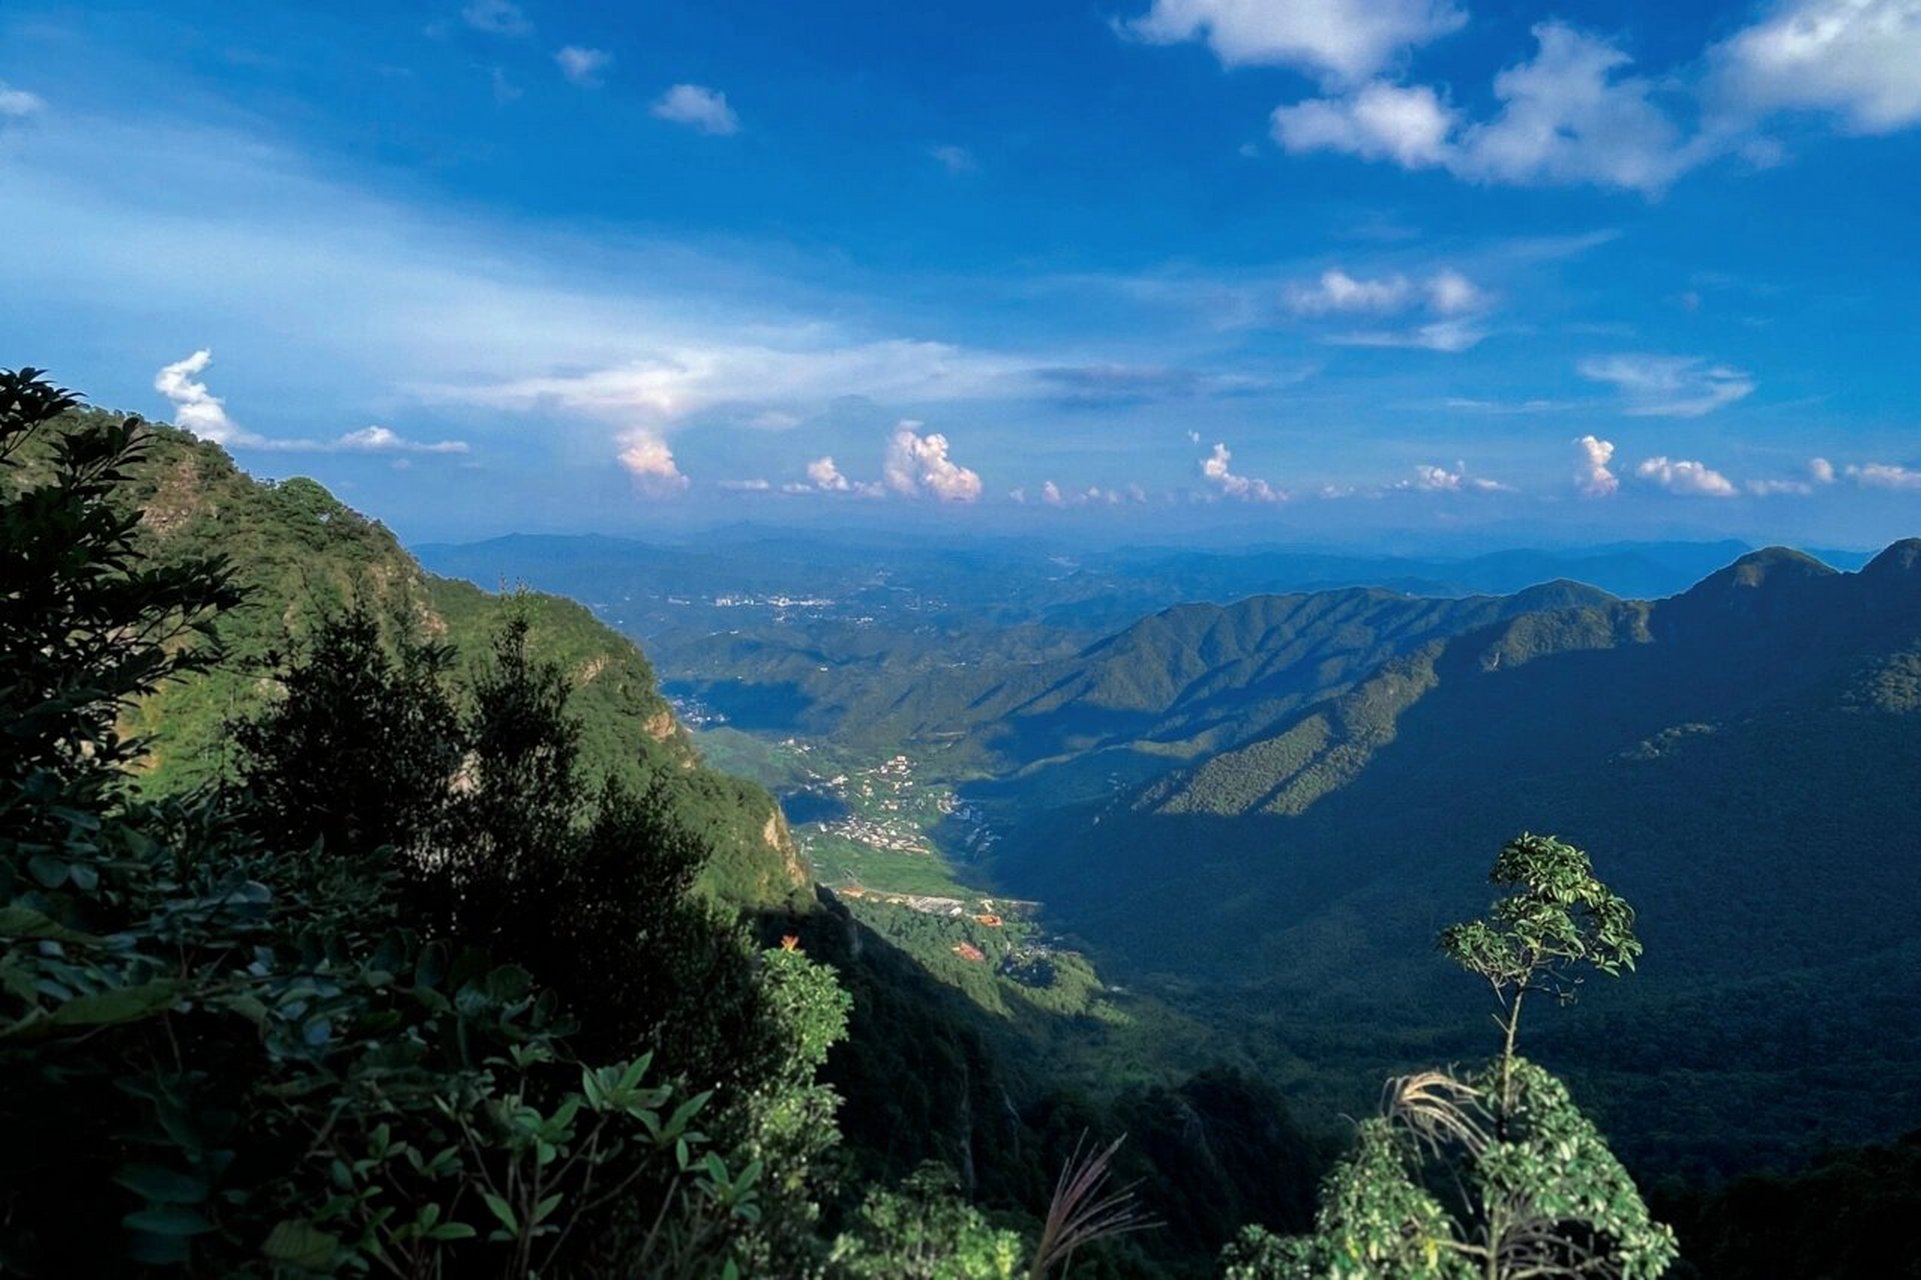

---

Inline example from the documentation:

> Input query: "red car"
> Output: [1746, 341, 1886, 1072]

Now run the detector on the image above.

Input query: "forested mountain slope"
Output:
[1002, 543, 1921, 1176]
[46, 411, 812, 909]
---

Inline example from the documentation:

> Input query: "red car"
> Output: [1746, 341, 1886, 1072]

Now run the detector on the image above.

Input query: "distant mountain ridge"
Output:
[994, 540, 1921, 1176]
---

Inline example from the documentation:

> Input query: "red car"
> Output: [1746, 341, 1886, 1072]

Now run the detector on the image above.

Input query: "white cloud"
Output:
[1445, 396, 1573, 414]
[1334, 317, 1486, 352]
[1272, 82, 1456, 166]
[1636, 455, 1739, 496]
[1041, 480, 1065, 506]
[155, 349, 246, 445]
[1846, 461, 1921, 490]
[1272, 24, 1707, 194]
[616, 429, 688, 496]
[930, 144, 976, 173]
[1201, 441, 1284, 501]
[718, 478, 771, 491]
[1578, 354, 1755, 417]
[441, 338, 1024, 426]
[1426, 268, 1485, 314]
[0, 81, 45, 120]
[1405, 462, 1509, 492]
[156, 351, 471, 455]
[1746, 477, 1812, 494]
[1716, 0, 1921, 133]
[462, 0, 531, 35]
[335, 425, 470, 454]
[1125, 0, 1466, 83]
[651, 84, 739, 135]
[806, 455, 852, 491]
[1809, 456, 1837, 483]
[884, 422, 982, 501]
[555, 46, 612, 87]
[1453, 23, 1700, 192]
[1574, 435, 1619, 496]
[1284, 267, 1491, 350]
[1283, 269, 1415, 315]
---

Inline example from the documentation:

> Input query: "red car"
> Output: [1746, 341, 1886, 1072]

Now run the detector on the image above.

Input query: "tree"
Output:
[1226, 835, 1676, 1280]
[1439, 833, 1642, 1123]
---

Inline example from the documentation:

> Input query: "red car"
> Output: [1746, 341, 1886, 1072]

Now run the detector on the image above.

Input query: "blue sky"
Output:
[2, 0, 1918, 547]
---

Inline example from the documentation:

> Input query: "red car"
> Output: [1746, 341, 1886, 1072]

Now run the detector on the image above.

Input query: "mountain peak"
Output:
[1688, 546, 1836, 596]
[1863, 537, 1921, 578]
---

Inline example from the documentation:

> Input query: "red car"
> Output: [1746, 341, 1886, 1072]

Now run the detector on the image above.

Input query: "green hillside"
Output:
[48, 409, 812, 910]
[999, 543, 1921, 1177]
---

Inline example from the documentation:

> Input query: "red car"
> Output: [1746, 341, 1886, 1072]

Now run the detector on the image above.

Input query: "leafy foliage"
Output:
[0, 369, 848, 1276]
[1229, 839, 1676, 1280]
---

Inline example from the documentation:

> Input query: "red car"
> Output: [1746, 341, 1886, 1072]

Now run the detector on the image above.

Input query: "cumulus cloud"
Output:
[1578, 354, 1755, 417]
[155, 349, 246, 445]
[616, 429, 688, 496]
[1746, 477, 1812, 495]
[1272, 24, 1707, 194]
[806, 455, 852, 491]
[1846, 461, 1921, 490]
[929, 144, 976, 173]
[652, 84, 739, 135]
[1715, 0, 1921, 133]
[884, 422, 982, 501]
[555, 46, 611, 87]
[717, 478, 771, 491]
[0, 81, 44, 120]
[1124, 0, 1466, 83]
[1636, 455, 1738, 496]
[1201, 441, 1284, 501]
[1809, 456, 1837, 483]
[1041, 480, 1065, 506]
[1574, 435, 1619, 496]
[462, 0, 531, 35]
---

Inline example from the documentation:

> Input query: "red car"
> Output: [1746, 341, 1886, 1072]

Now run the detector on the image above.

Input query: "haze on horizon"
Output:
[2, 0, 1918, 547]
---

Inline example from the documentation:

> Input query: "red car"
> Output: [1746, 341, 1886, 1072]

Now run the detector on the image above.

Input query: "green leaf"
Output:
[123, 1206, 215, 1236]
[0, 904, 99, 945]
[261, 1218, 341, 1270]
[533, 1193, 563, 1225]
[115, 1163, 210, 1206]
[51, 980, 185, 1028]
[27, 855, 70, 889]
[481, 1191, 519, 1234]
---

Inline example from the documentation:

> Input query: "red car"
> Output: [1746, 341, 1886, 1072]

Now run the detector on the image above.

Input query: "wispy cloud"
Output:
[462, 0, 531, 36]
[1284, 267, 1492, 351]
[651, 84, 739, 135]
[1402, 462, 1509, 492]
[1845, 461, 1921, 490]
[1578, 354, 1755, 417]
[0, 81, 44, 120]
[555, 46, 612, 87]
[929, 144, 976, 173]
